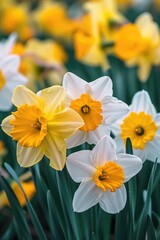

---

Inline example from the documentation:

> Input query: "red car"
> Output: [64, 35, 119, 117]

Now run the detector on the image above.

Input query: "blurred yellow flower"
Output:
[73, 14, 109, 70]
[0, 177, 36, 209]
[115, 13, 160, 81]
[84, 0, 126, 42]
[12, 40, 67, 90]
[35, 2, 79, 40]
[25, 39, 67, 66]
[2, 85, 84, 170]
[1, 5, 27, 34]
[114, 23, 144, 61]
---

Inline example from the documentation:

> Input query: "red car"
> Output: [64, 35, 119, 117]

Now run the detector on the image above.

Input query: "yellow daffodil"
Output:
[114, 90, 160, 162]
[34, 2, 79, 40]
[114, 13, 160, 82]
[114, 23, 144, 61]
[0, 5, 27, 34]
[66, 135, 142, 213]
[83, 0, 126, 42]
[1, 85, 84, 170]
[73, 13, 109, 70]
[25, 38, 67, 67]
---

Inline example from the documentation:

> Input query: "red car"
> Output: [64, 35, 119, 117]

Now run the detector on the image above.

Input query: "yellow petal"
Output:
[138, 59, 151, 82]
[48, 108, 84, 138]
[12, 85, 43, 107]
[17, 143, 44, 167]
[44, 133, 66, 170]
[39, 85, 66, 115]
[1, 115, 14, 136]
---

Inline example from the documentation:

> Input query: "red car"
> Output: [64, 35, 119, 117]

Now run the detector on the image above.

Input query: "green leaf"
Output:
[147, 215, 156, 240]
[136, 159, 158, 240]
[0, 176, 32, 240]
[4, 163, 47, 240]
[126, 138, 133, 155]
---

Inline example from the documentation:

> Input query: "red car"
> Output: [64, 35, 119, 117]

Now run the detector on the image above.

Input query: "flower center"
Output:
[0, 70, 6, 91]
[81, 104, 90, 114]
[9, 104, 47, 147]
[70, 93, 103, 132]
[93, 161, 125, 192]
[120, 111, 158, 150]
[135, 126, 144, 136]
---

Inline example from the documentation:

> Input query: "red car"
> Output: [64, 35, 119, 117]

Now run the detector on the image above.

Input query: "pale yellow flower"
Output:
[126, 13, 160, 82]
[25, 38, 67, 67]
[73, 13, 109, 70]
[114, 13, 160, 82]
[2, 85, 84, 170]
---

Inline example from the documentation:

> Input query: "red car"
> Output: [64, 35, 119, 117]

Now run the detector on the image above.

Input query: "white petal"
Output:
[0, 86, 13, 111]
[0, 55, 20, 71]
[130, 90, 156, 116]
[44, 133, 66, 170]
[114, 135, 125, 154]
[91, 135, 117, 167]
[66, 150, 95, 182]
[12, 85, 43, 107]
[66, 130, 87, 149]
[73, 180, 103, 212]
[89, 76, 113, 100]
[116, 153, 142, 182]
[145, 137, 160, 162]
[62, 72, 86, 99]
[5, 72, 27, 87]
[133, 148, 148, 162]
[86, 124, 110, 144]
[99, 185, 126, 214]
[0, 33, 17, 58]
[111, 118, 123, 137]
[102, 96, 129, 125]
[154, 114, 160, 134]
[17, 143, 44, 167]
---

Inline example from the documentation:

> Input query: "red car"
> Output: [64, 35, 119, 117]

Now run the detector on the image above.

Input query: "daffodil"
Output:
[62, 72, 129, 148]
[1, 85, 84, 170]
[73, 13, 109, 70]
[0, 35, 27, 111]
[34, 1, 79, 40]
[114, 13, 160, 82]
[66, 135, 142, 213]
[1, 4, 27, 34]
[114, 90, 160, 162]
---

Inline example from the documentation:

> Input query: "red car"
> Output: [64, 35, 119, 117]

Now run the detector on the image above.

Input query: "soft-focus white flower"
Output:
[66, 135, 142, 213]
[0, 33, 17, 59]
[62, 72, 129, 148]
[114, 90, 160, 162]
[0, 34, 27, 111]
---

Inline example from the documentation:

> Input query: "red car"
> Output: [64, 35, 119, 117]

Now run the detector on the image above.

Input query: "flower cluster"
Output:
[1, 72, 145, 214]
[1, 1, 160, 238]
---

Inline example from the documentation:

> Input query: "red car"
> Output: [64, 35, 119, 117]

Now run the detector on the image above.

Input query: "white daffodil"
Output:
[114, 90, 160, 162]
[0, 34, 27, 111]
[62, 72, 129, 148]
[66, 135, 142, 213]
